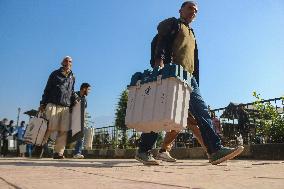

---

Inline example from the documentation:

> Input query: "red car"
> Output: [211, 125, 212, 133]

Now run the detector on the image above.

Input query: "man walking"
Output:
[16, 121, 26, 157]
[37, 56, 77, 159]
[135, 1, 244, 165]
[0, 118, 10, 157]
[72, 83, 91, 159]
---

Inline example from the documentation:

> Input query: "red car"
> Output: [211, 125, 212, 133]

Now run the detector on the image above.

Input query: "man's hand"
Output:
[154, 58, 164, 69]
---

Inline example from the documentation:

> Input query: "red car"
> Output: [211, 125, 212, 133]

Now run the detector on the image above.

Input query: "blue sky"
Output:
[0, 0, 283, 127]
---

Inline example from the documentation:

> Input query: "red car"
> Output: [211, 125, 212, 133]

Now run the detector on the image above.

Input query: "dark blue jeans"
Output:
[74, 137, 84, 155]
[138, 132, 159, 153]
[138, 77, 221, 154]
[26, 144, 33, 157]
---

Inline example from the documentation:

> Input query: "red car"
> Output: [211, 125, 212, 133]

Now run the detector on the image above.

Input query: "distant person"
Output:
[211, 111, 222, 137]
[0, 118, 10, 157]
[135, 1, 244, 165]
[7, 120, 15, 135]
[72, 83, 91, 159]
[16, 121, 26, 157]
[36, 56, 77, 159]
[237, 104, 249, 139]
[0, 118, 6, 138]
[236, 132, 243, 146]
[26, 138, 33, 157]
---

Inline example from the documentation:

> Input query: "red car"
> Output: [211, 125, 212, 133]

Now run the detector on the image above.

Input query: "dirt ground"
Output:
[0, 158, 283, 189]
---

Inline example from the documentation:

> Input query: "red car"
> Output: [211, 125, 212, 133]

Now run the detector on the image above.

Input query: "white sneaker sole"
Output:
[211, 146, 244, 165]
[135, 155, 160, 165]
[156, 155, 177, 162]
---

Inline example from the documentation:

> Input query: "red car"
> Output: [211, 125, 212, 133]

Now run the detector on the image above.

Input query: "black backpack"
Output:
[150, 17, 180, 68]
[149, 17, 200, 85]
[150, 34, 159, 68]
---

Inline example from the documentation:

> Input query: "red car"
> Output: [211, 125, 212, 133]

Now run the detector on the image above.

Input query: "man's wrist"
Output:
[154, 58, 164, 68]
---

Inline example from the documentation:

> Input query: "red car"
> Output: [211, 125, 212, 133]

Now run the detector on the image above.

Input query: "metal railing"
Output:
[92, 97, 284, 149]
[93, 126, 139, 149]
[210, 97, 284, 146]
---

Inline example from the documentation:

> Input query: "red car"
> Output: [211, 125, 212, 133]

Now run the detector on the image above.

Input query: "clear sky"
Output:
[0, 0, 283, 127]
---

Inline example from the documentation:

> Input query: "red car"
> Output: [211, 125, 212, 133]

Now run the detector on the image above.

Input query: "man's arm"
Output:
[39, 72, 55, 112]
[70, 75, 79, 107]
[193, 38, 200, 85]
[190, 29, 200, 86]
[154, 58, 164, 68]
[154, 17, 178, 68]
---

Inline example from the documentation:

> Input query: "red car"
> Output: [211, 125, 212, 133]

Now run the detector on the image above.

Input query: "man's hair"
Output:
[61, 56, 72, 66]
[181, 1, 197, 8]
[80, 83, 91, 90]
[2, 118, 8, 122]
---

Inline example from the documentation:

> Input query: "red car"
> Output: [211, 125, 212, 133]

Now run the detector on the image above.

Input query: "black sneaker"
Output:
[53, 153, 65, 159]
[32, 145, 44, 158]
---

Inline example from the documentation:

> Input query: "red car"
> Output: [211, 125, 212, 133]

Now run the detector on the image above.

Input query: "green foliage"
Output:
[115, 89, 128, 130]
[84, 112, 94, 127]
[156, 132, 164, 148]
[252, 92, 284, 143]
[127, 132, 141, 148]
[114, 89, 129, 148]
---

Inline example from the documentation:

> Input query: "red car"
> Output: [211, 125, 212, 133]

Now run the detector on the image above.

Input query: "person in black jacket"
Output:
[0, 118, 10, 157]
[135, 1, 244, 165]
[237, 105, 249, 143]
[36, 56, 77, 159]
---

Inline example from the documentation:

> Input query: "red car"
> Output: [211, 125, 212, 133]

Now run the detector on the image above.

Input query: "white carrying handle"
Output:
[136, 80, 141, 89]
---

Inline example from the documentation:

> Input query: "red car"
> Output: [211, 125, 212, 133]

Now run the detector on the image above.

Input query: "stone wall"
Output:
[64, 144, 284, 160]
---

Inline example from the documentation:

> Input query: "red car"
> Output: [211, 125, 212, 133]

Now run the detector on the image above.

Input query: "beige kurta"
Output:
[45, 103, 70, 132]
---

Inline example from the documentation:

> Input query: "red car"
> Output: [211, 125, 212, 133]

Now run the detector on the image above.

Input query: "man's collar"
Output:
[77, 91, 85, 98]
[179, 17, 189, 25]
[179, 17, 194, 30]
[60, 67, 72, 77]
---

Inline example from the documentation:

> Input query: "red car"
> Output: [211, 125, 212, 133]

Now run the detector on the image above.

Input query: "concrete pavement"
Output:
[0, 158, 283, 189]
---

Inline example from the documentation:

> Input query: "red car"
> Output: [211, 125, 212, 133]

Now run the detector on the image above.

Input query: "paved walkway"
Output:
[0, 158, 283, 189]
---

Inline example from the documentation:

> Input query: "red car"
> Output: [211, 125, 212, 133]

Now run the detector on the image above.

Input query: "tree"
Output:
[156, 132, 164, 148]
[114, 89, 128, 148]
[85, 112, 94, 128]
[252, 92, 284, 143]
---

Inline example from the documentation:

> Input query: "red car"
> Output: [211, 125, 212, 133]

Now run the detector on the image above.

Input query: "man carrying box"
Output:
[72, 83, 91, 159]
[36, 56, 77, 159]
[135, 1, 244, 165]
